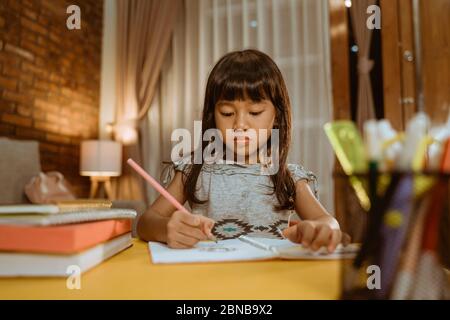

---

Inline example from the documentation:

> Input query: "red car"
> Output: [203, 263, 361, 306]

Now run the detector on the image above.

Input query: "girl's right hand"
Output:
[166, 210, 215, 249]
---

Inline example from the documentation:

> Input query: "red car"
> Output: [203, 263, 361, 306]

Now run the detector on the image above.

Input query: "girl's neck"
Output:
[227, 152, 272, 165]
[221, 144, 273, 165]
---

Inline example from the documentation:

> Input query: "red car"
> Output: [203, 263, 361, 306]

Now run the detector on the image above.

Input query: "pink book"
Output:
[0, 219, 131, 254]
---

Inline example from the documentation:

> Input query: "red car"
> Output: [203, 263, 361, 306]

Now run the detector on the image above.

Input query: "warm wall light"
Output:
[80, 140, 122, 199]
[114, 123, 138, 145]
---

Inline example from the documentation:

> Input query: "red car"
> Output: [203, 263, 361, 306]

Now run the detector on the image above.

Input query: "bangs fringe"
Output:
[213, 59, 278, 103]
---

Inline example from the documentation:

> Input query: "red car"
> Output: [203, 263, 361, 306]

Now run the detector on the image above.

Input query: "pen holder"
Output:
[335, 171, 450, 300]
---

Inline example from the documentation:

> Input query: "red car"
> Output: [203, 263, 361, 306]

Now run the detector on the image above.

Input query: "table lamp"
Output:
[80, 140, 122, 199]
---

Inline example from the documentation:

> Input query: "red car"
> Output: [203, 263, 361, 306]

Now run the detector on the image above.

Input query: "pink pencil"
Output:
[127, 158, 217, 242]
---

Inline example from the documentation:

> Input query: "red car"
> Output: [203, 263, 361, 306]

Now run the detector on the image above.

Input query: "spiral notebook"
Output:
[0, 200, 113, 215]
[148, 236, 360, 264]
[0, 208, 137, 226]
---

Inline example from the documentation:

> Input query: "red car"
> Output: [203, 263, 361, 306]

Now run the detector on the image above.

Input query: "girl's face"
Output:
[214, 98, 276, 162]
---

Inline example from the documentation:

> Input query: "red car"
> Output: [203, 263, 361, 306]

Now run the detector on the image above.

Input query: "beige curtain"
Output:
[113, 0, 180, 201]
[143, 0, 335, 212]
[350, 0, 377, 132]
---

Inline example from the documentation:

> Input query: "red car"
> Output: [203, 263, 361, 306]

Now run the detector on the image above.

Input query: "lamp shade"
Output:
[80, 140, 122, 176]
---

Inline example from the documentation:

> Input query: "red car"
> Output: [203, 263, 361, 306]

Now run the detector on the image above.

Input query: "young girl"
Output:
[137, 49, 346, 253]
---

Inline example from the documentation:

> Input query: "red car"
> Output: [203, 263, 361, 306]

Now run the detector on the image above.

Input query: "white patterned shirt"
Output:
[162, 162, 317, 239]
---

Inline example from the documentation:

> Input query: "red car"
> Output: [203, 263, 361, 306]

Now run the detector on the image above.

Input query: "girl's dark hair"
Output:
[183, 49, 296, 211]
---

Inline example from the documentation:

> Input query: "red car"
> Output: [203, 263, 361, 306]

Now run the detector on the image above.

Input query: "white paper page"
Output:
[240, 237, 360, 260]
[148, 238, 276, 264]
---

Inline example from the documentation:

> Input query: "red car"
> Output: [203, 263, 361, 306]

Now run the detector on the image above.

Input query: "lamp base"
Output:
[89, 176, 113, 200]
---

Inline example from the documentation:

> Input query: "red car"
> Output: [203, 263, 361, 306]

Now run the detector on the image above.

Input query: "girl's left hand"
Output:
[282, 220, 350, 253]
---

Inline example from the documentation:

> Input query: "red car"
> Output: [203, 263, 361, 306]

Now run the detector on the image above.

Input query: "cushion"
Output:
[0, 138, 41, 204]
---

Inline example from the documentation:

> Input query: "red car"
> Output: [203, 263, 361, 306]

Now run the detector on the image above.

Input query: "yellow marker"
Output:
[384, 210, 403, 228]
[324, 121, 370, 211]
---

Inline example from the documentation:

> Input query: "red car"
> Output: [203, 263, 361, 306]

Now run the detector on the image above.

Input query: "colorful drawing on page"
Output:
[196, 241, 238, 253]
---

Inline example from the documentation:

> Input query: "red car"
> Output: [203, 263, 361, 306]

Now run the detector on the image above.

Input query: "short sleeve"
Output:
[287, 164, 319, 199]
[160, 159, 191, 187]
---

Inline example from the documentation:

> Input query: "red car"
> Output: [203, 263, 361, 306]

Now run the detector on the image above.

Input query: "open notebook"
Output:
[148, 236, 360, 264]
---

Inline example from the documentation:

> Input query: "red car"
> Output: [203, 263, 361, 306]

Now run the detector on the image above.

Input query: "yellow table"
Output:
[0, 239, 342, 299]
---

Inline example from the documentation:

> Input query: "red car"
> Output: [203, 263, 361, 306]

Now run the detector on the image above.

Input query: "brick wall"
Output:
[0, 0, 103, 197]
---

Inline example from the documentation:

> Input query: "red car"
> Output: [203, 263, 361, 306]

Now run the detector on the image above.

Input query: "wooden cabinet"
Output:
[329, 0, 450, 222]
[381, 0, 450, 129]
[381, 0, 417, 130]
[330, 0, 449, 129]
[420, 0, 450, 123]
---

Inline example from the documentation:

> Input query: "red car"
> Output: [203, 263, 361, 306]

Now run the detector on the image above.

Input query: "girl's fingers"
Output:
[342, 232, 352, 246]
[171, 240, 191, 249]
[283, 220, 350, 253]
[178, 223, 208, 241]
[298, 222, 315, 247]
[178, 212, 201, 227]
[281, 225, 298, 242]
[200, 217, 216, 237]
[311, 225, 332, 251]
[167, 237, 191, 249]
[328, 230, 342, 253]
[288, 220, 300, 227]
[173, 232, 199, 247]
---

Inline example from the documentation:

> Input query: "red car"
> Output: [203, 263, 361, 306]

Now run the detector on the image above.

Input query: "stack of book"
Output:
[0, 200, 137, 277]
